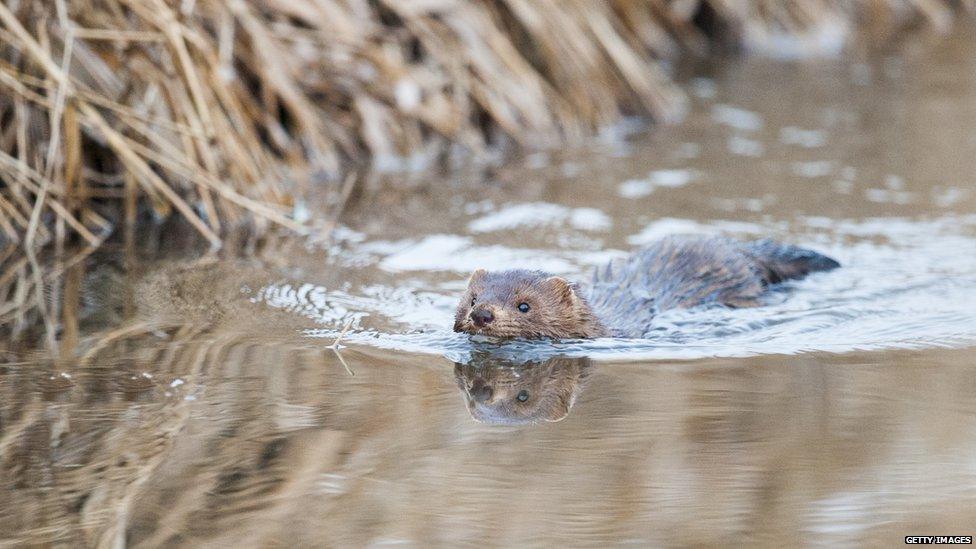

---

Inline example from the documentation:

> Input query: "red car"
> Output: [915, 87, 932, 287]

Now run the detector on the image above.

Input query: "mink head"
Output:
[453, 269, 607, 339]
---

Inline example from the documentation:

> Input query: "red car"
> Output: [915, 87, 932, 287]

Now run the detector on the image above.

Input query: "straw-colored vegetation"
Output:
[0, 0, 965, 341]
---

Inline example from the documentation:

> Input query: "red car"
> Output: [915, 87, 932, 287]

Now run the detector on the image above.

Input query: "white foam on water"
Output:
[254, 215, 976, 363]
[467, 202, 611, 233]
[712, 104, 764, 131]
[617, 170, 695, 198]
[780, 126, 828, 148]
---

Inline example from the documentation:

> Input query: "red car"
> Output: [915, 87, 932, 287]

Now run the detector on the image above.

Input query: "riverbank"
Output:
[0, 0, 962, 341]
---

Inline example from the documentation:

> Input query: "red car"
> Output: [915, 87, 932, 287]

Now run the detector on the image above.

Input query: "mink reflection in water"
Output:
[454, 354, 590, 425]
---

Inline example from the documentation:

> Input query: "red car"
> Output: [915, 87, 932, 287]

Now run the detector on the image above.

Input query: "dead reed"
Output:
[0, 0, 965, 344]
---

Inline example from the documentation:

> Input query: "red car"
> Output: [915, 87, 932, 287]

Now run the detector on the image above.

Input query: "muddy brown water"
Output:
[5, 29, 976, 547]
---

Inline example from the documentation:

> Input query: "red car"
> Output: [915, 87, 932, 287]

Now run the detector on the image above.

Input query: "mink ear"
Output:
[543, 276, 577, 303]
[468, 269, 487, 285]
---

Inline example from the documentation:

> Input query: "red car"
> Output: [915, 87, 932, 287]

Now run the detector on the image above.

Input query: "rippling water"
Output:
[258, 213, 976, 361]
[5, 26, 976, 548]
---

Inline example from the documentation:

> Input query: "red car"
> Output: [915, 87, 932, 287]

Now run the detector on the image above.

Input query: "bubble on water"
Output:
[727, 135, 764, 157]
[712, 104, 763, 131]
[885, 175, 905, 190]
[569, 208, 613, 231]
[674, 142, 701, 159]
[780, 126, 827, 148]
[561, 162, 582, 178]
[463, 200, 494, 215]
[864, 189, 914, 204]
[832, 180, 854, 194]
[792, 161, 834, 178]
[618, 180, 653, 199]
[933, 187, 968, 207]
[524, 152, 549, 169]
[691, 78, 717, 100]
[617, 170, 694, 199]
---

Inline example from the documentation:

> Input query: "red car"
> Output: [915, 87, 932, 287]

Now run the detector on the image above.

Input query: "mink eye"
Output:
[470, 297, 476, 306]
[516, 390, 529, 402]
[517, 302, 530, 313]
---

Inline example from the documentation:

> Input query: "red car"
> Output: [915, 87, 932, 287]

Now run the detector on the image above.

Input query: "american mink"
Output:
[453, 235, 840, 339]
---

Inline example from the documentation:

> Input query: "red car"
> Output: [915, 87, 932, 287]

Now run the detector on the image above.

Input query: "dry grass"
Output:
[0, 0, 966, 345]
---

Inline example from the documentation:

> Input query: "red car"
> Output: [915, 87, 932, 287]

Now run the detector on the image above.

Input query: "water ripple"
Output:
[256, 215, 976, 363]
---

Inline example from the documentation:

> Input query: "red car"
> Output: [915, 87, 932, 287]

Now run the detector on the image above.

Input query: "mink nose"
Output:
[470, 308, 494, 327]
[470, 378, 493, 403]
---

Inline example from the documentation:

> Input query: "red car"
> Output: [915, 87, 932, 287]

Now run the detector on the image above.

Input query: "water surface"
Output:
[4, 27, 976, 547]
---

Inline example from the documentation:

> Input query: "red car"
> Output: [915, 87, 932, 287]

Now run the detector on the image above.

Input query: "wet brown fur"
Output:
[453, 235, 840, 339]
[453, 269, 609, 338]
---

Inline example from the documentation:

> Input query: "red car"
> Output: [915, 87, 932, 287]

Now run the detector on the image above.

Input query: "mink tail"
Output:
[741, 239, 840, 285]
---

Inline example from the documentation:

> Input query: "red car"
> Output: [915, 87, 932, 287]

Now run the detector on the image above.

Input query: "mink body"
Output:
[453, 235, 840, 339]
